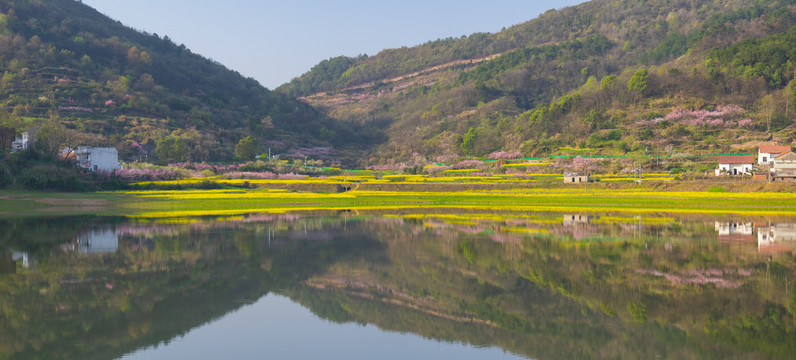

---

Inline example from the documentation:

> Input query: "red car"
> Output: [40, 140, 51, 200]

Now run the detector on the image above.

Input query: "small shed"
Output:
[715, 155, 754, 176]
[758, 145, 791, 165]
[563, 172, 589, 184]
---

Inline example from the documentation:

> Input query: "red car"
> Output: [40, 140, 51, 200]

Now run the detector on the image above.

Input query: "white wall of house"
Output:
[77, 147, 121, 172]
[715, 163, 752, 175]
[759, 152, 778, 164]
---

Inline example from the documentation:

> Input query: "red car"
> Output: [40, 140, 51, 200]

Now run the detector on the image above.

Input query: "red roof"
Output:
[759, 145, 791, 154]
[717, 155, 754, 164]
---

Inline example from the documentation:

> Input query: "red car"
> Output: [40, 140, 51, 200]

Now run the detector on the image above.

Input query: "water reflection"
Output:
[1, 211, 795, 359]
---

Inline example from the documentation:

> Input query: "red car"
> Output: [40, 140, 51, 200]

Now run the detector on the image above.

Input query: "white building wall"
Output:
[715, 163, 752, 175]
[77, 147, 120, 172]
[759, 152, 777, 165]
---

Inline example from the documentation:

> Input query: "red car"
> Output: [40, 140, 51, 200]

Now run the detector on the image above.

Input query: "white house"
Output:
[715, 155, 754, 176]
[758, 145, 791, 165]
[76, 146, 121, 172]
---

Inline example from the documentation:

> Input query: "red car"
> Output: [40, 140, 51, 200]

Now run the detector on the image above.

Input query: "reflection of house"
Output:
[715, 155, 754, 176]
[758, 223, 796, 254]
[78, 228, 119, 254]
[564, 214, 590, 225]
[758, 145, 791, 165]
[76, 146, 121, 172]
[771, 152, 796, 181]
[715, 222, 754, 243]
[563, 172, 589, 183]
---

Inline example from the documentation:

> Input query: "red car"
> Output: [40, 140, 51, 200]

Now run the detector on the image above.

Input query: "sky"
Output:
[82, 0, 586, 90]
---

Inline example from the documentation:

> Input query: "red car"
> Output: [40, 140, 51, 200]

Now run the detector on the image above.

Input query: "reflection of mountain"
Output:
[1, 213, 795, 359]
[286, 215, 796, 359]
[0, 215, 383, 360]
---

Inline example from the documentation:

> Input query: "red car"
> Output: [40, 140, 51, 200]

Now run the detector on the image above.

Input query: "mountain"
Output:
[279, 0, 796, 166]
[0, 0, 379, 164]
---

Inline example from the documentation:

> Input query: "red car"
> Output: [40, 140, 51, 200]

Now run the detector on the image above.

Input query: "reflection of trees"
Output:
[2, 213, 796, 359]
[282, 216, 796, 359]
[0, 215, 383, 360]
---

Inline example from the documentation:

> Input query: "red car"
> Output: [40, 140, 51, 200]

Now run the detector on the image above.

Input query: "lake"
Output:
[1, 210, 795, 359]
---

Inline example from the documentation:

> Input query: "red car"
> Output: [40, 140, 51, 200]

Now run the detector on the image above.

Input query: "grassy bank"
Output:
[0, 191, 134, 217]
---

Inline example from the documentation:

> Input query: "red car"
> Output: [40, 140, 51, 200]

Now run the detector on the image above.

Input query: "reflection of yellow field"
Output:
[120, 188, 796, 219]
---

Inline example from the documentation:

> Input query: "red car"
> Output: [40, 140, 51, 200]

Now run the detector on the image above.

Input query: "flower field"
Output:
[119, 186, 796, 219]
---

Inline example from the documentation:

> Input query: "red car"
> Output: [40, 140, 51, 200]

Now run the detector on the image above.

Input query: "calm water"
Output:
[1, 210, 795, 359]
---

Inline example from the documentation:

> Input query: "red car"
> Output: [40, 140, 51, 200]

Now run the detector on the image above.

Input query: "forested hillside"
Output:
[280, 0, 796, 167]
[0, 0, 379, 164]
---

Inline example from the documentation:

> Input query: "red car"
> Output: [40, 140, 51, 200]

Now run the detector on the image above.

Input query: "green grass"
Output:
[0, 191, 134, 217]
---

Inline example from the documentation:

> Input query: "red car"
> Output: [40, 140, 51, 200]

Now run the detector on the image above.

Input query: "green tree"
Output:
[600, 75, 617, 90]
[627, 69, 649, 93]
[37, 119, 69, 156]
[235, 136, 259, 161]
[155, 136, 187, 164]
[460, 127, 478, 155]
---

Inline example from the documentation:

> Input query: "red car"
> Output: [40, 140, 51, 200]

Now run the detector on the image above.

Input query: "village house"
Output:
[6, 127, 38, 152]
[758, 145, 791, 165]
[76, 146, 122, 172]
[715, 155, 754, 176]
[771, 151, 796, 181]
[563, 172, 589, 183]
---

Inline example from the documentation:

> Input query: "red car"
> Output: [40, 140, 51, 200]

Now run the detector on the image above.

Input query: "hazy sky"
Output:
[82, 0, 586, 89]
